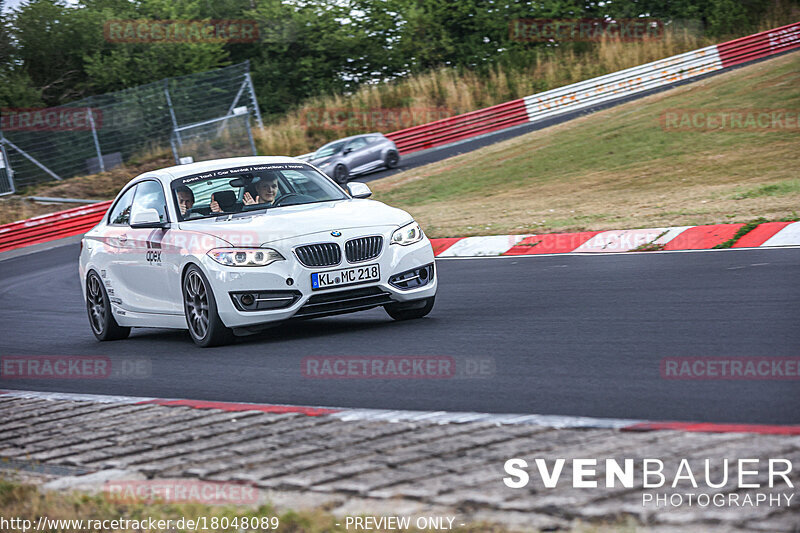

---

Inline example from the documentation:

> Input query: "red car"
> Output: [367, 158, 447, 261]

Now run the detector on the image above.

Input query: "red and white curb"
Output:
[3, 389, 799, 436]
[431, 222, 800, 257]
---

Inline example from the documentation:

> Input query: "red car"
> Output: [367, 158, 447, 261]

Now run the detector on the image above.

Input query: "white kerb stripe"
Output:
[761, 221, 800, 247]
[437, 234, 531, 257]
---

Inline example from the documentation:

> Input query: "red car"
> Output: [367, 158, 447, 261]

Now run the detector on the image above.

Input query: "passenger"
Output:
[243, 173, 279, 207]
[209, 191, 237, 214]
[175, 185, 195, 217]
[209, 193, 222, 214]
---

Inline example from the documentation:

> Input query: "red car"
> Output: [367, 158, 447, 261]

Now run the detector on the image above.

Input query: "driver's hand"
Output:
[243, 192, 255, 205]
[179, 204, 187, 215]
[210, 200, 221, 213]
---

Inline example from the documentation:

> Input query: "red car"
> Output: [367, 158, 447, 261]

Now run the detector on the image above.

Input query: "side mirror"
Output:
[130, 208, 167, 229]
[347, 182, 372, 198]
[343, 147, 353, 155]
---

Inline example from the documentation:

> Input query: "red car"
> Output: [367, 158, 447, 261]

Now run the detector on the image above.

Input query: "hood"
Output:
[177, 199, 412, 247]
[309, 155, 334, 166]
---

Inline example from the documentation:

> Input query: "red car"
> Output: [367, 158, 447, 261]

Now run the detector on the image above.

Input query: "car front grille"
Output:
[345, 236, 383, 263]
[294, 243, 341, 267]
[294, 286, 392, 319]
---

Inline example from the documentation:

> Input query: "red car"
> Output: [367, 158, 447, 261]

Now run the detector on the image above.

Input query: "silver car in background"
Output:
[308, 133, 400, 184]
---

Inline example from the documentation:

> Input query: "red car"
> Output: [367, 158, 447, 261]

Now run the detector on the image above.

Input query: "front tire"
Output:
[86, 271, 130, 341]
[183, 265, 234, 347]
[385, 296, 435, 321]
[384, 150, 400, 169]
[333, 164, 349, 185]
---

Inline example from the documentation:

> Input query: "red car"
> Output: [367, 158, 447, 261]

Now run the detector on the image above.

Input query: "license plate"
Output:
[311, 264, 380, 290]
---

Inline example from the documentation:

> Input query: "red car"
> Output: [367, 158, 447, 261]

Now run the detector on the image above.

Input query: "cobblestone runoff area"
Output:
[0, 395, 798, 532]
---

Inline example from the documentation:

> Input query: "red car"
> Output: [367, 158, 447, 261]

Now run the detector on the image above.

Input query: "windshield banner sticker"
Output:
[178, 164, 310, 185]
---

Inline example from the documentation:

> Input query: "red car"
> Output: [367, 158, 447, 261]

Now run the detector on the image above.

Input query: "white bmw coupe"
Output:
[79, 157, 436, 346]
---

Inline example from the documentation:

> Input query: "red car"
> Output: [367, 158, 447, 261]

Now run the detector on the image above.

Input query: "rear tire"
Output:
[384, 150, 400, 169]
[333, 164, 349, 185]
[86, 271, 130, 341]
[183, 265, 234, 347]
[384, 296, 435, 321]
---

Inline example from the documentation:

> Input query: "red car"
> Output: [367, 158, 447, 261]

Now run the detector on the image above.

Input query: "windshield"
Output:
[171, 163, 348, 221]
[314, 141, 346, 159]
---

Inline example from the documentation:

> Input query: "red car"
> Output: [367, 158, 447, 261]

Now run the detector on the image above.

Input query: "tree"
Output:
[245, 0, 390, 115]
[0, 0, 44, 107]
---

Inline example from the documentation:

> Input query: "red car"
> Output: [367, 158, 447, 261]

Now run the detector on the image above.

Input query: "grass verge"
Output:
[252, 6, 798, 156]
[0, 478, 643, 533]
[2, 52, 798, 236]
[369, 52, 800, 238]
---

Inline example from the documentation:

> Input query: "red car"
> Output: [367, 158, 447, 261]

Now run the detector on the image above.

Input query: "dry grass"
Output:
[3, 16, 798, 230]
[253, 29, 716, 156]
[251, 2, 800, 158]
[370, 52, 800, 238]
[0, 477, 653, 533]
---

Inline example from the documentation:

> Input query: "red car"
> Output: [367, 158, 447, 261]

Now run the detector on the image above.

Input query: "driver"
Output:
[243, 172, 279, 207]
[175, 185, 195, 217]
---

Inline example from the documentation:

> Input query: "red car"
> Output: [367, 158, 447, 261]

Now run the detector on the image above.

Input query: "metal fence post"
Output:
[0, 136, 16, 195]
[87, 108, 105, 172]
[246, 115, 257, 155]
[169, 134, 180, 165]
[2, 138, 61, 181]
[164, 79, 182, 146]
[245, 71, 264, 130]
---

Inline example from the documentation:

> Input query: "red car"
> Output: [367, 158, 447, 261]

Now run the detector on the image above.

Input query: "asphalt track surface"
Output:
[1, 244, 798, 425]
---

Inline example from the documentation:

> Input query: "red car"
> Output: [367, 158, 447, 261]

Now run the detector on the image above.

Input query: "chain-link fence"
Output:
[171, 111, 256, 165]
[0, 61, 263, 190]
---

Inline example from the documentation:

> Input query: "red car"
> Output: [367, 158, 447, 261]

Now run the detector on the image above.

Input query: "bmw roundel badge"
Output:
[331, 231, 342, 237]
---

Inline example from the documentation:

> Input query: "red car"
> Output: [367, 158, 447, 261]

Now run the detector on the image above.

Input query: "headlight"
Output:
[207, 248, 284, 267]
[391, 221, 423, 246]
[318, 161, 332, 168]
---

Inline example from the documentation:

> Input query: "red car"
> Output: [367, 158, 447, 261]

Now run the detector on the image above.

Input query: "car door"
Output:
[344, 137, 371, 173]
[119, 179, 178, 315]
[361, 135, 385, 170]
[100, 184, 138, 311]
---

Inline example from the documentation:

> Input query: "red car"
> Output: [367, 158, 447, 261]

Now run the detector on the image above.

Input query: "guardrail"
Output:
[0, 201, 111, 253]
[386, 99, 529, 153]
[387, 21, 800, 154]
[0, 22, 798, 254]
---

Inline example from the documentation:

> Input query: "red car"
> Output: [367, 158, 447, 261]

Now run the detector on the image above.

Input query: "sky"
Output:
[3, 0, 80, 13]
[3, 0, 23, 11]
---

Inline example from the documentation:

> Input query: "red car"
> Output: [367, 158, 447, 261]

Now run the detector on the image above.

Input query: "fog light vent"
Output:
[389, 263, 435, 290]
[230, 290, 302, 311]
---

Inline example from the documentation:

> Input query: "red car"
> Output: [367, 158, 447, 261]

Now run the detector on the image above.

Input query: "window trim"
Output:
[346, 137, 367, 151]
[170, 166, 347, 221]
[131, 178, 171, 225]
[107, 184, 138, 227]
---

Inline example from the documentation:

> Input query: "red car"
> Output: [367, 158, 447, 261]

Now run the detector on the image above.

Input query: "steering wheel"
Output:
[185, 206, 210, 218]
[273, 193, 315, 207]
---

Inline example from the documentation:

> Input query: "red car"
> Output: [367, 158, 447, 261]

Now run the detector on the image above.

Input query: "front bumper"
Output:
[202, 229, 437, 328]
